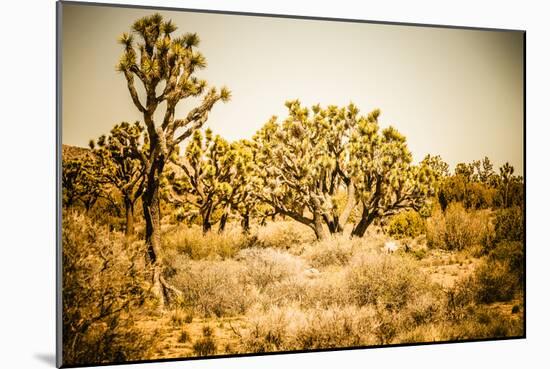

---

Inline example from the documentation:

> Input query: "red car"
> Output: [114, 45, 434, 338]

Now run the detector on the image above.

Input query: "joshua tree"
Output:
[252, 101, 364, 239]
[89, 121, 146, 237]
[499, 162, 515, 208]
[348, 110, 437, 237]
[167, 129, 234, 233]
[117, 13, 230, 307]
[62, 157, 102, 211]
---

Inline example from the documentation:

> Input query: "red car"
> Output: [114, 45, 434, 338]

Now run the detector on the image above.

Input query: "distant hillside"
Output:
[62, 144, 91, 162]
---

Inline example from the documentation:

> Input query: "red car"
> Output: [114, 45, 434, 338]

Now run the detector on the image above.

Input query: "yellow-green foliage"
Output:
[387, 210, 426, 239]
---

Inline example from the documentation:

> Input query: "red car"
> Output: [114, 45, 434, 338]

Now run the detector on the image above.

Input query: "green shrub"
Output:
[489, 241, 524, 282]
[471, 259, 519, 303]
[387, 210, 426, 239]
[440, 307, 523, 340]
[494, 206, 524, 243]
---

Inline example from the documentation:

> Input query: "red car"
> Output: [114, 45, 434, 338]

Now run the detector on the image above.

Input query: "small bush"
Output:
[347, 254, 433, 311]
[292, 307, 371, 349]
[240, 306, 373, 352]
[489, 241, 524, 281]
[387, 210, 426, 239]
[494, 206, 524, 243]
[178, 329, 189, 343]
[471, 259, 518, 303]
[170, 309, 185, 327]
[171, 260, 253, 317]
[302, 236, 354, 268]
[440, 307, 523, 340]
[426, 203, 493, 251]
[62, 211, 159, 365]
[192, 334, 217, 356]
[237, 248, 304, 290]
[163, 226, 251, 260]
[255, 221, 315, 250]
[241, 307, 290, 353]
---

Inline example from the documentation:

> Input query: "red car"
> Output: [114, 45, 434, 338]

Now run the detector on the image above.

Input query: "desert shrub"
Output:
[489, 241, 524, 282]
[440, 307, 523, 340]
[494, 206, 524, 243]
[163, 226, 252, 260]
[255, 221, 315, 250]
[192, 327, 217, 356]
[302, 236, 354, 268]
[259, 271, 351, 310]
[471, 258, 519, 303]
[236, 248, 304, 290]
[387, 210, 426, 239]
[241, 306, 374, 352]
[241, 307, 291, 353]
[170, 309, 186, 327]
[291, 306, 372, 349]
[426, 208, 446, 249]
[62, 211, 159, 365]
[347, 254, 433, 311]
[178, 329, 189, 343]
[170, 260, 253, 317]
[426, 203, 493, 251]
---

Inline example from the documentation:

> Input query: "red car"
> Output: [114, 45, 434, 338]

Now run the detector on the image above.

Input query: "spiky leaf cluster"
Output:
[89, 121, 147, 208]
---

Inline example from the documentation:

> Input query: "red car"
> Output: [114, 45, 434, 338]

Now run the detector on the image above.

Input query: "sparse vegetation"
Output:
[60, 11, 524, 367]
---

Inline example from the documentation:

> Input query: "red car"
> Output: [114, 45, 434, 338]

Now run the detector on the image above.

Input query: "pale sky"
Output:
[61, 3, 524, 173]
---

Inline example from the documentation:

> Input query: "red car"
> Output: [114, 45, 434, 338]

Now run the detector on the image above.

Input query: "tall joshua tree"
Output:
[117, 13, 230, 307]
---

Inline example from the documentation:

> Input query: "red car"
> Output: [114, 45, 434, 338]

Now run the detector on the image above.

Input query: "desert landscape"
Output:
[60, 7, 524, 367]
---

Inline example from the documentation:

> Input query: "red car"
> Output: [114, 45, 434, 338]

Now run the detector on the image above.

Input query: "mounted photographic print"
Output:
[57, 1, 526, 367]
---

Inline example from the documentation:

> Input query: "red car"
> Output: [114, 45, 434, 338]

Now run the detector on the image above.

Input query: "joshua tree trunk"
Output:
[312, 212, 327, 240]
[142, 178, 164, 308]
[241, 213, 250, 234]
[351, 206, 376, 238]
[124, 198, 135, 237]
[218, 206, 230, 233]
[202, 218, 212, 233]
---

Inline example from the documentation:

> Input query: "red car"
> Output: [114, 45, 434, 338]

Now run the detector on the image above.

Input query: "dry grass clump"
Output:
[301, 235, 355, 268]
[467, 258, 519, 304]
[258, 271, 351, 309]
[426, 203, 494, 251]
[163, 225, 252, 260]
[347, 254, 433, 310]
[170, 259, 254, 317]
[291, 306, 373, 349]
[439, 307, 523, 341]
[236, 248, 304, 290]
[192, 326, 217, 356]
[255, 221, 315, 251]
[240, 305, 373, 352]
